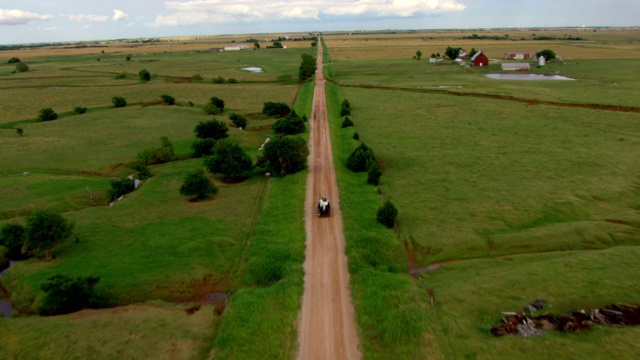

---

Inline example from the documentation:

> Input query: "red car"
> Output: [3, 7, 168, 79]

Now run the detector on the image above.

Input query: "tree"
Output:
[253, 42, 260, 50]
[204, 103, 223, 115]
[74, 106, 87, 114]
[469, 48, 478, 58]
[24, 210, 75, 260]
[272, 111, 305, 135]
[0, 223, 28, 260]
[536, 49, 556, 60]
[130, 162, 152, 180]
[194, 120, 229, 140]
[210, 96, 225, 112]
[415, 50, 422, 60]
[7, 57, 20, 63]
[39, 274, 106, 316]
[138, 69, 151, 82]
[109, 178, 135, 201]
[311, 41, 318, 47]
[161, 94, 175, 105]
[15, 127, 23, 136]
[376, 200, 398, 228]
[112, 96, 127, 108]
[346, 143, 376, 172]
[204, 141, 253, 180]
[341, 117, 354, 128]
[445, 46, 462, 60]
[367, 163, 382, 186]
[340, 99, 351, 116]
[262, 102, 291, 118]
[271, 41, 283, 48]
[191, 138, 216, 158]
[262, 137, 309, 176]
[229, 113, 247, 128]
[38, 108, 57, 122]
[299, 53, 317, 82]
[15, 62, 29, 72]
[179, 169, 218, 200]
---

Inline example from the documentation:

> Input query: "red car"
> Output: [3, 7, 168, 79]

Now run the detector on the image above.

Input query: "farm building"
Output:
[223, 44, 246, 51]
[501, 63, 531, 71]
[471, 50, 489, 67]
[504, 52, 533, 60]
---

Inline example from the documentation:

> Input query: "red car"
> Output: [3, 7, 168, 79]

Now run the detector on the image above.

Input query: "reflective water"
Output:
[241, 67, 263, 73]
[485, 73, 575, 80]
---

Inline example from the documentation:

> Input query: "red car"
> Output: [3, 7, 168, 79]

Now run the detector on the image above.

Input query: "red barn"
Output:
[471, 50, 489, 67]
[504, 52, 533, 60]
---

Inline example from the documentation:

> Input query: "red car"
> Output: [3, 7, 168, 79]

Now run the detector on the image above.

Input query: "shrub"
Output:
[109, 178, 135, 201]
[179, 169, 218, 200]
[0, 223, 28, 260]
[191, 138, 217, 158]
[340, 99, 352, 116]
[15, 62, 29, 72]
[16, 127, 23, 136]
[138, 137, 174, 165]
[194, 120, 229, 140]
[210, 97, 225, 112]
[212, 76, 225, 84]
[130, 162, 152, 180]
[114, 72, 127, 79]
[226, 78, 238, 84]
[125, 55, 131, 61]
[353, 132, 360, 140]
[346, 143, 376, 172]
[367, 163, 382, 186]
[229, 113, 247, 128]
[376, 200, 398, 228]
[192, 74, 204, 81]
[341, 116, 354, 128]
[74, 106, 87, 114]
[38, 108, 58, 122]
[160, 94, 175, 105]
[7, 57, 20, 63]
[536, 49, 556, 60]
[262, 137, 308, 176]
[262, 101, 291, 118]
[203, 141, 253, 180]
[203, 103, 222, 115]
[111, 96, 127, 108]
[39, 274, 107, 316]
[24, 210, 74, 260]
[272, 111, 306, 135]
[138, 68, 151, 82]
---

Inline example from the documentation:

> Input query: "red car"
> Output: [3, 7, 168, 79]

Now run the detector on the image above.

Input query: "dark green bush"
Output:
[74, 106, 87, 114]
[272, 111, 305, 135]
[341, 116, 354, 128]
[38, 108, 58, 122]
[262, 137, 308, 176]
[160, 94, 175, 105]
[191, 138, 216, 158]
[15, 62, 29, 72]
[39, 274, 108, 316]
[376, 200, 398, 228]
[130, 162, 152, 180]
[111, 96, 127, 108]
[179, 169, 218, 200]
[7, 57, 20, 63]
[194, 120, 228, 140]
[346, 143, 376, 172]
[262, 102, 291, 118]
[0, 223, 28, 260]
[367, 163, 382, 186]
[109, 178, 135, 201]
[229, 113, 247, 128]
[138, 69, 151, 82]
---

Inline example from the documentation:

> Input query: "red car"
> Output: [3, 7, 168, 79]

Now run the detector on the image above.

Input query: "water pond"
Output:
[241, 67, 263, 73]
[0, 261, 15, 318]
[485, 73, 575, 81]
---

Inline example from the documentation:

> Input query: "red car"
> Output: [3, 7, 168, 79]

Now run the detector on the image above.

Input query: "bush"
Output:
[114, 72, 127, 79]
[192, 74, 204, 81]
[341, 116, 354, 128]
[376, 200, 398, 228]
[130, 162, 152, 180]
[194, 120, 229, 140]
[138, 69, 151, 82]
[203, 141, 253, 180]
[191, 138, 216, 158]
[229, 113, 247, 128]
[272, 111, 305, 135]
[39, 274, 107, 316]
[0, 223, 28, 260]
[262, 137, 308, 176]
[346, 143, 376, 172]
[262, 102, 291, 118]
[74, 106, 87, 114]
[353, 132, 360, 140]
[16, 127, 23, 136]
[226, 78, 238, 84]
[536, 49, 556, 60]
[109, 178, 135, 201]
[38, 108, 58, 122]
[112, 96, 127, 108]
[24, 210, 74, 260]
[160, 94, 175, 105]
[7, 57, 20, 63]
[367, 163, 382, 186]
[15, 62, 29, 72]
[203, 103, 222, 115]
[179, 169, 218, 200]
[210, 97, 225, 112]
[212, 76, 225, 84]
[137, 137, 174, 165]
[340, 99, 352, 116]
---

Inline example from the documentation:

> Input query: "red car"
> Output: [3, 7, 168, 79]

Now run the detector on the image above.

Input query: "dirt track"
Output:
[297, 44, 361, 359]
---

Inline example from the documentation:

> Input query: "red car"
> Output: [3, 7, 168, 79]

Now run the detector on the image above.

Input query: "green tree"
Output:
[179, 169, 218, 200]
[229, 113, 247, 128]
[15, 62, 29, 72]
[376, 200, 398, 228]
[15, 127, 23, 136]
[138, 69, 151, 82]
[161, 94, 175, 105]
[39, 274, 106, 316]
[340, 99, 351, 116]
[204, 141, 253, 180]
[138, 137, 174, 165]
[73, 106, 87, 114]
[262, 102, 291, 118]
[346, 143, 376, 172]
[109, 178, 135, 201]
[469, 48, 478, 58]
[130, 162, 152, 180]
[341, 117, 354, 128]
[536, 49, 556, 60]
[445, 46, 462, 60]
[415, 50, 422, 60]
[24, 210, 75, 260]
[311, 41, 318, 47]
[210, 96, 225, 112]
[272, 111, 306, 135]
[262, 137, 309, 176]
[367, 163, 382, 186]
[7, 57, 20, 63]
[194, 120, 229, 140]
[191, 138, 216, 158]
[271, 41, 283, 48]
[298, 53, 317, 82]
[0, 223, 27, 260]
[38, 108, 58, 122]
[203, 103, 223, 115]
[112, 96, 127, 108]
[253, 42, 260, 50]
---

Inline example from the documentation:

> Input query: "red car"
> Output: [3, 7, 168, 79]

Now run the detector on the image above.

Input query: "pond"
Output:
[0, 261, 15, 318]
[241, 67, 263, 73]
[484, 74, 575, 81]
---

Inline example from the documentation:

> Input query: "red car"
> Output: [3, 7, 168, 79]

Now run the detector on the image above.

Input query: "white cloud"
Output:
[0, 8, 54, 25]
[64, 14, 109, 22]
[148, 0, 465, 27]
[113, 9, 130, 22]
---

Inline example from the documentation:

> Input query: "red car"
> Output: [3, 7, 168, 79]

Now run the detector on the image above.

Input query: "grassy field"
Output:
[1, 38, 315, 359]
[322, 30, 640, 358]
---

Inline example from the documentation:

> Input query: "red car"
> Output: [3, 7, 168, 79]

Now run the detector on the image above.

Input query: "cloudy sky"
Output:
[0, 0, 637, 44]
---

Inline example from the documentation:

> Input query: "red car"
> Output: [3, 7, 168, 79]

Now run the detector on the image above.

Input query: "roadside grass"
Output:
[326, 81, 432, 358]
[337, 86, 640, 263]
[0, 302, 217, 359]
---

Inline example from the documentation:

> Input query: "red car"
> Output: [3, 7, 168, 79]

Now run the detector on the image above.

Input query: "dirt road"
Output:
[297, 44, 360, 359]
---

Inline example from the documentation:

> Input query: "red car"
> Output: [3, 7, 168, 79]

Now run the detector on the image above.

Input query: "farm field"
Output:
[0, 36, 314, 359]
[322, 29, 640, 359]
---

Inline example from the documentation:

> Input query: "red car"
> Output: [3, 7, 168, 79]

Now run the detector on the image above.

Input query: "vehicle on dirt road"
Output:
[317, 197, 330, 216]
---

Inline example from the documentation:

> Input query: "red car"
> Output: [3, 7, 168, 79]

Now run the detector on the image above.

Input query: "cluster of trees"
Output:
[267, 41, 284, 49]
[299, 53, 317, 82]
[204, 96, 225, 115]
[263, 102, 291, 118]
[461, 34, 509, 40]
[138, 136, 174, 165]
[536, 49, 557, 60]
[272, 111, 306, 135]
[445, 46, 462, 60]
